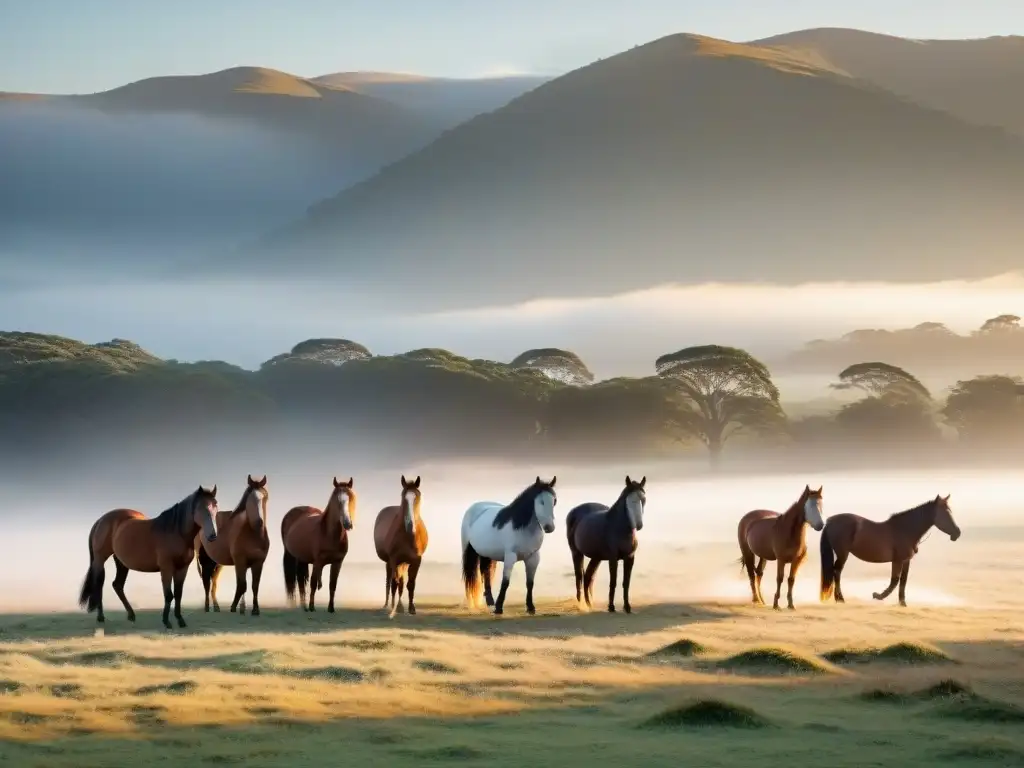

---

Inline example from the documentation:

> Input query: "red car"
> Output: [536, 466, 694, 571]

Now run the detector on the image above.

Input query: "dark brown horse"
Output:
[566, 475, 646, 614]
[78, 485, 219, 629]
[373, 474, 428, 616]
[280, 477, 356, 612]
[737, 485, 824, 610]
[820, 494, 961, 607]
[196, 474, 270, 616]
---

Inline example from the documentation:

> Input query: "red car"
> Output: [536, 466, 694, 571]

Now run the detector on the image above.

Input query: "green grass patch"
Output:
[0, 680, 21, 694]
[134, 680, 198, 696]
[860, 679, 975, 705]
[823, 642, 952, 666]
[648, 638, 708, 659]
[414, 660, 460, 675]
[713, 647, 828, 675]
[641, 699, 773, 729]
[290, 666, 365, 683]
[936, 738, 1024, 762]
[932, 697, 1024, 724]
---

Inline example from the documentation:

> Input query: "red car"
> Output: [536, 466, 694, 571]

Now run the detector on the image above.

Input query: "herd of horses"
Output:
[77, 473, 962, 629]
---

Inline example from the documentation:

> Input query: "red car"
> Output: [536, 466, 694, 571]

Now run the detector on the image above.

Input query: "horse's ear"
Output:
[815, 486, 823, 494]
[625, 474, 631, 486]
[247, 474, 255, 486]
[550, 475, 557, 488]
[333, 476, 340, 488]
[414, 475, 421, 488]
[535, 475, 541, 485]
[259, 475, 267, 487]
[211, 485, 217, 497]
[347, 477, 354, 488]
[640, 476, 647, 488]
[401, 474, 408, 487]
[943, 494, 951, 502]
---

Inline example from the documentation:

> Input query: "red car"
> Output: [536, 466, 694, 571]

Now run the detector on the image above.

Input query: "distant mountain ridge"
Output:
[247, 32, 1024, 310]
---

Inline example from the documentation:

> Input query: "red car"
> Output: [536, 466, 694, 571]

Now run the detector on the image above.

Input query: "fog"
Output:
[2, 273, 1022, 392]
[2, 463, 1019, 614]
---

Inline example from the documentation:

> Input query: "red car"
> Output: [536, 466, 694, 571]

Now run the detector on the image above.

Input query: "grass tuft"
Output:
[641, 699, 772, 729]
[823, 642, 952, 666]
[648, 638, 708, 659]
[134, 680, 197, 696]
[714, 647, 827, 675]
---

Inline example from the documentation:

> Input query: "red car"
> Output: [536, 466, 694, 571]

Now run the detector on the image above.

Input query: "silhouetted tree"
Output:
[511, 348, 594, 386]
[831, 361, 931, 401]
[942, 375, 1024, 442]
[831, 362, 938, 442]
[977, 314, 1021, 335]
[654, 345, 783, 463]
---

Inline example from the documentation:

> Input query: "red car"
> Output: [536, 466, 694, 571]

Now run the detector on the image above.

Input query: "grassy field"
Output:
[1, 599, 1022, 767]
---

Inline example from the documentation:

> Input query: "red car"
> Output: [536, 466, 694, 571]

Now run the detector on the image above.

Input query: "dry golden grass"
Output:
[232, 67, 324, 99]
[690, 35, 852, 78]
[0, 600, 1022, 766]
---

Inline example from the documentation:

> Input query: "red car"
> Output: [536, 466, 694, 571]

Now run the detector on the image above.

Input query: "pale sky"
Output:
[1, 0, 1022, 94]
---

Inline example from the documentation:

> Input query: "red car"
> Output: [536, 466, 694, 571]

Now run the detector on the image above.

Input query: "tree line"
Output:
[1, 332, 1021, 470]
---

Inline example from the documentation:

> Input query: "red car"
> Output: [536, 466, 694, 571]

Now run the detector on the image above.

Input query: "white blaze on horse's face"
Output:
[337, 490, 353, 530]
[626, 490, 645, 531]
[535, 490, 556, 533]
[403, 490, 417, 534]
[202, 499, 219, 543]
[804, 495, 824, 531]
[249, 488, 266, 533]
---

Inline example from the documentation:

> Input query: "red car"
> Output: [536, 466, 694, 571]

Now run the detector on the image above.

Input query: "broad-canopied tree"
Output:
[831, 362, 938, 441]
[510, 348, 594, 386]
[655, 345, 783, 462]
[942, 375, 1024, 442]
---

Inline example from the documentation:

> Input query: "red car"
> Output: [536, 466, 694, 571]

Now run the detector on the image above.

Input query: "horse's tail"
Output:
[461, 541, 483, 609]
[78, 521, 99, 612]
[283, 550, 298, 603]
[819, 524, 836, 602]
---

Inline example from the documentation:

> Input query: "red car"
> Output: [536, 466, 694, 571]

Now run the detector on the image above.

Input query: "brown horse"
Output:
[78, 485, 219, 629]
[820, 494, 961, 607]
[280, 476, 356, 612]
[566, 475, 646, 614]
[195, 474, 270, 616]
[373, 474, 428, 617]
[737, 485, 824, 610]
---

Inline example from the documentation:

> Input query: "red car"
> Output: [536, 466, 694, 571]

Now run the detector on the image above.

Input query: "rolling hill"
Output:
[753, 28, 1024, 136]
[250, 33, 1024, 310]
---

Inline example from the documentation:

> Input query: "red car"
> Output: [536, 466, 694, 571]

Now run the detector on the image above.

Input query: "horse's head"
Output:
[533, 475, 557, 533]
[623, 475, 647, 532]
[244, 474, 269, 534]
[802, 485, 824, 531]
[194, 484, 219, 543]
[400, 474, 422, 535]
[933, 494, 960, 541]
[332, 476, 356, 531]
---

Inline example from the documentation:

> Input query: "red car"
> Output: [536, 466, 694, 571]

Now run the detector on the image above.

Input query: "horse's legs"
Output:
[112, 557, 135, 622]
[383, 561, 394, 610]
[210, 565, 223, 612]
[250, 562, 264, 616]
[872, 560, 902, 602]
[493, 553, 518, 615]
[622, 555, 635, 614]
[160, 567, 174, 629]
[93, 564, 107, 623]
[308, 561, 323, 612]
[172, 565, 188, 628]
[230, 560, 248, 615]
[607, 559, 619, 613]
[741, 549, 759, 604]
[327, 559, 342, 613]
[754, 558, 767, 604]
[524, 550, 540, 616]
[897, 561, 911, 607]
[786, 554, 806, 610]
[833, 551, 849, 603]
[388, 565, 400, 616]
[407, 558, 422, 615]
[570, 547, 585, 603]
[583, 558, 601, 608]
[479, 557, 495, 607]
[772, 559, 785, 610]
[396, 572, 406, 613]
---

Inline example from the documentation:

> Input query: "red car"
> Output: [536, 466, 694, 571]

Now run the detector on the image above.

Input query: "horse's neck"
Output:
[607, 499, 631, 534]
[892, 505, 934, 541]
[779, 501, 806, 541]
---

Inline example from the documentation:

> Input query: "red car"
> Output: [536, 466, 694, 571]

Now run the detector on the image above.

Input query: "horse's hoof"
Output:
[608, 605, 616, 613]
[204, 606, 210, 613]
[485, 599, 495, 608]
[527, 606, 536, 616]
[251, 607, 260, 617]
[127, 613, 136, 623]
[493, 607, 504, 616]
[177, 620, 188, 629]
[327, 606, 335, 613]
[772, 604, 781, 611]
[787, 605, 795, 611]
[230, 606, 237, 613]
[872, 592, 883, 601]
[898, 600, 907, 608]
[239, 607, 246, 616]
[624, 605, 632, 614]
[408, 605, 417, 615]
[97, 615, 105, 624]
[163, 621, 173, 630]
[213, 605, 220, 613]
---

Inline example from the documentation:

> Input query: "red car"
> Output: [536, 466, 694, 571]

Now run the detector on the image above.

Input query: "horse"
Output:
[736, 485, 824, 610]
[373, 474, 428, 617]
[78, 485, 219, 629]
[820, 494, 961, 607]
[280, 476, 356, 612]
[566, 475, 646, 614]
[461, 476, 557, 616]
[195, 474, 270, 616]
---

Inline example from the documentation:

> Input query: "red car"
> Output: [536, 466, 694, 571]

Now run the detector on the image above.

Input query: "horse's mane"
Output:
[493, 483, 553, 531]
[606, 486, 633, 531]
[230, 486, 254, 518]
[888, 499, 936, 522]
[152, 491, 198, 534]
[781, 488, 810, 536]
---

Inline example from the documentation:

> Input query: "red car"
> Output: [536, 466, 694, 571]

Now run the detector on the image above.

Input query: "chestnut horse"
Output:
[196, 474, 270, 616]
[737, 485, 824, 610]
[280, 476, 356, 612]
[78, 485, 219, 629]
[566, 475, 646, 614]
[373, 475, 428, 617]
[820, 494, 961, 607]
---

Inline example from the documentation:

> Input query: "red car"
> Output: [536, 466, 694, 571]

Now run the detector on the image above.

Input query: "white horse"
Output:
[460, 476, 557, 615]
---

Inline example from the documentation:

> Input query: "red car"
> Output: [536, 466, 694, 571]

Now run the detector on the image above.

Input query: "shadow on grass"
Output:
[0, 601, 732, 642]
